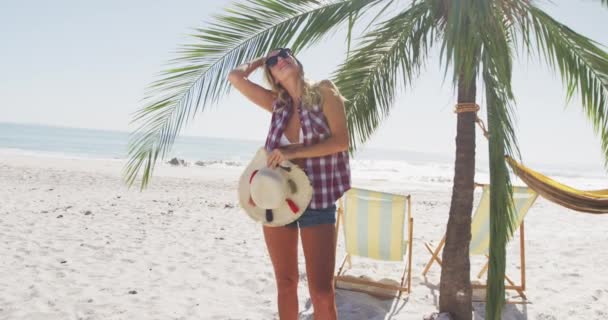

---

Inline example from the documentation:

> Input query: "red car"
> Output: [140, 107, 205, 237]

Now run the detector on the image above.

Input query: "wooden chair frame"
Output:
[421, 183, 532, 302]
[334, 192, 414, 299]
[422, 223, 527, 301]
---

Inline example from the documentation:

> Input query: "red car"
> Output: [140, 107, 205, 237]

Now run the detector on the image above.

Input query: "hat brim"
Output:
[238, 148, 313, 227]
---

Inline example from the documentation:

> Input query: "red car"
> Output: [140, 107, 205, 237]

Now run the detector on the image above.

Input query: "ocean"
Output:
[0, 122, 453, 164]
[1, 122, 605, 189]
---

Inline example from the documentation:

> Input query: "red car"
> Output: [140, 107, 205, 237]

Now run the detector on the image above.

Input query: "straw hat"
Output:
[238, 148, 313, 227]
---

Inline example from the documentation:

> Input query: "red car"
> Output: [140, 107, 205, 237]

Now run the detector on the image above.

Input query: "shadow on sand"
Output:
[299, 289, 410, 320]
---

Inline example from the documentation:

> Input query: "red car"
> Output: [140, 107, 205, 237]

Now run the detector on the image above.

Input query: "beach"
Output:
[1, 150, 608, 320]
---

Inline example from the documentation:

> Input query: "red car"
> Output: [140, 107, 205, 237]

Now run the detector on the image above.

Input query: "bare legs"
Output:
[264, 224, 338, 320]
[301, 224, 338, 320]
[264, 226, 299, 320]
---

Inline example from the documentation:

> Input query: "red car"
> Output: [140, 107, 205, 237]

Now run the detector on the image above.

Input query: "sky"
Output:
[1, 0, 607, 169]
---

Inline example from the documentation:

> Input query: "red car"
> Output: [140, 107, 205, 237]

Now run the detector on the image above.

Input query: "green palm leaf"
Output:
[436, 0, 488, 86]
[480, 1, 523, 158]
[522, 5, 608, 167]
[123, 0, 382, 189]
[480, 11, 518, 318]
[332, 1, 437, 151]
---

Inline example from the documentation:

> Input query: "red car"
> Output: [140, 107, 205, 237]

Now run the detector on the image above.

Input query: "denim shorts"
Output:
[286, 204, 337, 228]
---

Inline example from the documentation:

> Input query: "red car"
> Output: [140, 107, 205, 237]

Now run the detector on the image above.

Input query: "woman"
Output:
[228, 48, 351, 320]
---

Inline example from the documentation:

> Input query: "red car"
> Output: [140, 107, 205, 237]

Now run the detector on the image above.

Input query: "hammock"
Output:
[506, 156, 608, 214]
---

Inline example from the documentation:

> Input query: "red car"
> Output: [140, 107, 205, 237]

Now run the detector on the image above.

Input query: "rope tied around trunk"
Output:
[453, 103, 480, 113]
[453, 103, 489, 138]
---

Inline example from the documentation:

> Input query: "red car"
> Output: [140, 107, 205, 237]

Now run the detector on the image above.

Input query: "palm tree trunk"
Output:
[439, 76, 476, 320]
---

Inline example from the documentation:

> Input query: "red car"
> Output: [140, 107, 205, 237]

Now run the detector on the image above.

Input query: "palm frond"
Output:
[521, 6, 608, 168]
[436, 0, 491, 86]
[483, 83, 517, 320]
[480, 1, 524, 159]
[461, 2, 533, 317]
[123, 0, 382, 189]
[360, 0, 399, 35]
[480, 13, 519, 318]
[332, 1, 437, 151]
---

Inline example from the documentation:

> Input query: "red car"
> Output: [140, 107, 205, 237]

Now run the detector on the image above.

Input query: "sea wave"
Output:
[193, 159, 245, 168]
[1, 145, 605, 190]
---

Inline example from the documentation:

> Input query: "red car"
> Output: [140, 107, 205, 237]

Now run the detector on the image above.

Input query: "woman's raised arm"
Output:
[227, 57, 276, 112]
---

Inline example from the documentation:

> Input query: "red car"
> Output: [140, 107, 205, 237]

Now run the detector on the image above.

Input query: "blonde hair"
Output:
[263, 52, 344, 109]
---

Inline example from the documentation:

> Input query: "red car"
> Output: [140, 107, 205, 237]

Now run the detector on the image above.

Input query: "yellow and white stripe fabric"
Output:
[342, 188, 409, 261]
[469, 186, 538, 256]
[507, 156, 608, 214]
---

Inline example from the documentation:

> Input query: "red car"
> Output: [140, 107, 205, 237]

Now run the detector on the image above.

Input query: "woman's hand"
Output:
[267, 148, 296, 168]
[227, 56, 275, 112]
[233, 57, 265, 74]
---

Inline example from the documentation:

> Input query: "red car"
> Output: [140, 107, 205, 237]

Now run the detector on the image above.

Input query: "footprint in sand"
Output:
[536, 313, 557, 320]
[592, 289, 603, 301]
[534, 313, 557, 320]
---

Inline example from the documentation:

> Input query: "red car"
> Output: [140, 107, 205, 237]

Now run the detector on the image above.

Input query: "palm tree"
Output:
[123, 1, 608, 319]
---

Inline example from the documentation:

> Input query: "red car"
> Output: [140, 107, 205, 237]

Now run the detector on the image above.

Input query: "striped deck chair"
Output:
[422, 183, 538, 300]
[335, 188, 414, 299]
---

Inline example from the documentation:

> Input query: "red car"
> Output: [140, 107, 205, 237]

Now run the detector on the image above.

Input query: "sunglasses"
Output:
[265, 48, 292, 68]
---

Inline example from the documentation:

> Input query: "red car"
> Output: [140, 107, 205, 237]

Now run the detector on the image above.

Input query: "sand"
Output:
[1, 150, 607, 319]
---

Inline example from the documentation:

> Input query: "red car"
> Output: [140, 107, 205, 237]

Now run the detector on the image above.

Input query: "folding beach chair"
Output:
[422, 184, 538, 300]
[334, 187, 414, 299]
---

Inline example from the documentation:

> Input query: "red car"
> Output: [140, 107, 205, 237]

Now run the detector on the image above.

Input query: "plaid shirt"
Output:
[265, 97, 351, 209]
